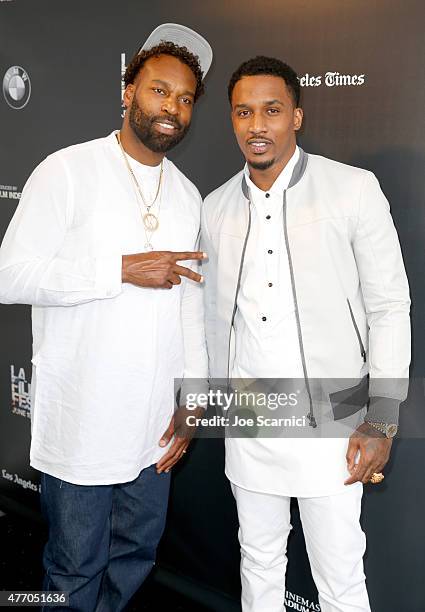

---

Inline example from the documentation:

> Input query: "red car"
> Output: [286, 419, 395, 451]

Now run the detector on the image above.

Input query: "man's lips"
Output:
[154, 119, 180, 134]
[247, 139, 273, 154]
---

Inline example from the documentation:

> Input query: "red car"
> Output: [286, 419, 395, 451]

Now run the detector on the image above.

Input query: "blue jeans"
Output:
[40, 464, 171, 612]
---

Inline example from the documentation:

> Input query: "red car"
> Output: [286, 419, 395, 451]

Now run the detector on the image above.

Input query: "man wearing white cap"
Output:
[0, 24, 212, 612]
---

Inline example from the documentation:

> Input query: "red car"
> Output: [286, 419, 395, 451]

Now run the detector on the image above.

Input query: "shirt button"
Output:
[268, 282, 273, 287]
[266, 215, 271, 220]
[267, 249, 273, 254]
[261, 316, 267, 321]
[265, 193, 270, 198]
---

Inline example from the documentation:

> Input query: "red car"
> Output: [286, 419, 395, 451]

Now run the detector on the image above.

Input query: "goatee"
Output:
[249, 158, 276, 171]
[129, 98, 190, 153]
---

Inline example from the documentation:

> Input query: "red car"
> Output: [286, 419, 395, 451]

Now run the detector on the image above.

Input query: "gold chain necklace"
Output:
[116, 131, 164, 250]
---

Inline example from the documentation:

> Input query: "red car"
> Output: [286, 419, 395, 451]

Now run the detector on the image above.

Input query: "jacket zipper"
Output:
[346, 298, 367, 363]
[226, 201, 252, 383]
[282, 191, 317, 428]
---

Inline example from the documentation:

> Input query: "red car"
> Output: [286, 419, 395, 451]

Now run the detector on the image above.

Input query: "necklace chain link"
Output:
[116, 131, 164, 249]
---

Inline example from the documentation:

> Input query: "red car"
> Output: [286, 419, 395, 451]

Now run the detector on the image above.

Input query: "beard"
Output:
[248, 157, 276, 171]
[128, 98, 190, 153]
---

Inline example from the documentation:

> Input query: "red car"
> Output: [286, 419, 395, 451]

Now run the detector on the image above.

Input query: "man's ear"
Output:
[294, 107, 303, 131]
[123, 84, 136, 109]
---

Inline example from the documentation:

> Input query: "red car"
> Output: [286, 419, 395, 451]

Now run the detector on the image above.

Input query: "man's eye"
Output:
[181, 97, 193, 105]
[153, 88, 165, 95]
[267, 108, 279, 114]
[238, 110, 249, 117]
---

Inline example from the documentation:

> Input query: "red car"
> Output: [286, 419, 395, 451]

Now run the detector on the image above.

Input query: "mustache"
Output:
[247, 137, 273, 144]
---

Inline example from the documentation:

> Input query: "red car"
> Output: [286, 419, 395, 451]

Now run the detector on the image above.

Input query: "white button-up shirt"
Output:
[233, 147, 302, 379]
[0, 131, 208, 485]
[228, 147, 351, 497]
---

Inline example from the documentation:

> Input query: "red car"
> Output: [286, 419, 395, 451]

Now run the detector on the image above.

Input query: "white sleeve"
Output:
[353, 171, 411, 406]
[179, 221, 209, 406]
[200, 197, 217, 379]
[0, 153, 122, 307]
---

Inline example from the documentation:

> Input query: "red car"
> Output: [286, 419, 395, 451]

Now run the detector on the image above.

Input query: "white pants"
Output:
[231, 482, 371, 612]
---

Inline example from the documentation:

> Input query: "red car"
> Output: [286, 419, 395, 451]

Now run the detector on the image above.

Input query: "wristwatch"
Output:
[365, 421, 398, 438]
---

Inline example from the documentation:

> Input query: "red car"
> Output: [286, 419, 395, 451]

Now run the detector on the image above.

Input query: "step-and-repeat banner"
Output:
[1, 1, 424, 610]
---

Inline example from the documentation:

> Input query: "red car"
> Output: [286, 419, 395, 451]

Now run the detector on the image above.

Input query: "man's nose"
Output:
[161, 96, 178, 116]
[248, 114, 267, 134]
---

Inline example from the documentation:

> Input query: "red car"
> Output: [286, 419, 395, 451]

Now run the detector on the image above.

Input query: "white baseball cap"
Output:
[139, 23, 213, 78]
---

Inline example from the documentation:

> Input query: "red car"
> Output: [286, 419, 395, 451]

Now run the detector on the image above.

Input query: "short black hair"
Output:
[228, 56, 300, 107]
[124, 41, 205, 102]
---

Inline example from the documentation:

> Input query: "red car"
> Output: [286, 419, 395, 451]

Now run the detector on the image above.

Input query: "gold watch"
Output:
[365, 421, 398, 438]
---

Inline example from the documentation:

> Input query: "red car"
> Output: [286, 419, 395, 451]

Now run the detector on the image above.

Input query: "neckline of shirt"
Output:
[109, 130, 164, 177]
[244, 146, 300, 198]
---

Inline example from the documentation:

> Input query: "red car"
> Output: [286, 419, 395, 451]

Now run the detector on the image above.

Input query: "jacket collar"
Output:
[241, 147, 308, 199]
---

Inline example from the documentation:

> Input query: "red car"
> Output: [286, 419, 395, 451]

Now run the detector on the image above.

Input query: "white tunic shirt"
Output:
[233, 147, 302, 378]
[0, 131, 208, 485]
[227, 147, 351, 497]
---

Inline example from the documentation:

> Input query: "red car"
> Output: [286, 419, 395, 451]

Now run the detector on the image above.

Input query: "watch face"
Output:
[387, 424, 398, 438]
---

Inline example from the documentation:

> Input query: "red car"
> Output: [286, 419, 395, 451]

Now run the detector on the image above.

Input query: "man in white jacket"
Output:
[0, 24, 211, 612]
[201, 56, 410, 611]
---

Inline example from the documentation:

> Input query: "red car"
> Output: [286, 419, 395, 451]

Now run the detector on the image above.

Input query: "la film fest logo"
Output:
[299, 71, 365, 87]
[10, 365, 31, 419]
[285, 589, 321, 611]
[2, 65, 31, 109]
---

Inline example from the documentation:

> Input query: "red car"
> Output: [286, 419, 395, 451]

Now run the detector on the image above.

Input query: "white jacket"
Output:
[201, 149, 410, 426]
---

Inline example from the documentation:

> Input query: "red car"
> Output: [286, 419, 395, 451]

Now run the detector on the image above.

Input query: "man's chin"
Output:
[135, 131, 185, 154]
[146, 135, 178, 153]
[247, 156, 276, 171]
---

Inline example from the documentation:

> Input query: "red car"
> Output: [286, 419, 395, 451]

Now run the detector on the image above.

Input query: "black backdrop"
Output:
[1, 1, 424, 610]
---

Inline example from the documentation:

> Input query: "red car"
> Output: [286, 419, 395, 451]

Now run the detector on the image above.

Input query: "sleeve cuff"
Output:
[365, 396, 400, 425]
[95, 254, 123, 298]
[180, 378, 210, 410]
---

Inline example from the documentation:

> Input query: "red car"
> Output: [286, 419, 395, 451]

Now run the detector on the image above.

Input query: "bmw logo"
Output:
[2, 65, 31, 109]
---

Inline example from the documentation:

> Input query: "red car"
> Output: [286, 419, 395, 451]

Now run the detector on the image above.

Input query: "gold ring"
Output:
[370, 472, 384, 484]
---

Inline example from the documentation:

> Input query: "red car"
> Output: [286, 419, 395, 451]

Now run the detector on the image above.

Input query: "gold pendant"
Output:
[143, 212, 159, 232]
